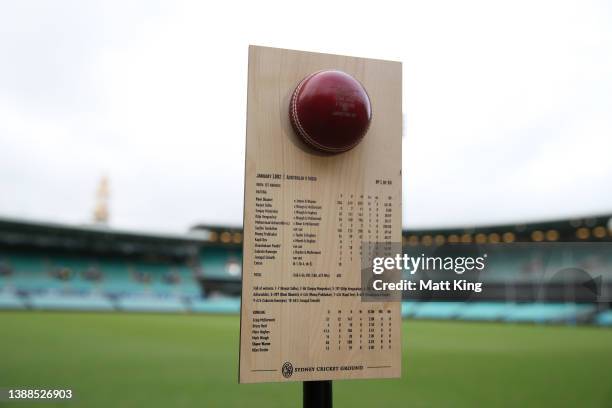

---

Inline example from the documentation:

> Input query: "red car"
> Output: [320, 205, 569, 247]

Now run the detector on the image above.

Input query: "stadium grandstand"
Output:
[0, 217, 242, 314]
[1, 215, 611, 327]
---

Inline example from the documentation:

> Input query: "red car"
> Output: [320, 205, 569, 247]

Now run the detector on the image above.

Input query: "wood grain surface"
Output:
[240, 46, 402, 383]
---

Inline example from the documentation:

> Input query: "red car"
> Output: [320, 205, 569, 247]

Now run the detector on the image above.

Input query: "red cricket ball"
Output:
[289, 70, 372, 154]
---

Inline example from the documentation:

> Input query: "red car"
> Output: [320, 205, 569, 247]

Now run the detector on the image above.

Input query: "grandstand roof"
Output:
[0, 216, 210, 256]
[1, 212, 610, 255]
[402, 213, 612, 245]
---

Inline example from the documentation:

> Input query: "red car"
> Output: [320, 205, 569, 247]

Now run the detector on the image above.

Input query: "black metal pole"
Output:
[303, 380, 332, 408]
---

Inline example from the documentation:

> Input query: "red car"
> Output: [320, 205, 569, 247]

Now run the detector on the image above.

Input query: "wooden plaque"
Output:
[239, 46, 402, 383]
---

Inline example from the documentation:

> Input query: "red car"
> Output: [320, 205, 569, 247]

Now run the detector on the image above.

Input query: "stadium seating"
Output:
[412, 302, 465, 320]
[2, 246, 611, 327]
[594, 310, 612, 326]
[504, 303, 595, 324]
[29, 293, 114, 311]
[0, 249, 203, 299]
[116, 296, 188, 313]
[399, 301, 601, 324]
[456, 302, 514, 321]
[469, 247, 612, 285]
[400, 301, 419, 318]
[0, 291, 25, 309]
[190, 298, 241, 314]
[200, 248, 242, 280]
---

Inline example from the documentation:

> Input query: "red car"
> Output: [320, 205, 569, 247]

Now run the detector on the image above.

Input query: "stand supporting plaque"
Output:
[240, 45, 402, 384]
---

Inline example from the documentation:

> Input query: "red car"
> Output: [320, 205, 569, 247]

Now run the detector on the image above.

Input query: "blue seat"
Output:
[200, 249, 242, 280]
[0, 291, 25, 309]
[190, 298, 240, 314]
[400, 301, 419, 318]
[412, 302, 465, 320]
[595, 310, 612, 326]
[29, 294, 114, 311]
[116, 296, 187, 313]
[505, 303, 594, 323]
[457, 302, 514, 321]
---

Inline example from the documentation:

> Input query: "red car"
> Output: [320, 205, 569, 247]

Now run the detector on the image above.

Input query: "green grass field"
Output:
[1, 312, 611, 407]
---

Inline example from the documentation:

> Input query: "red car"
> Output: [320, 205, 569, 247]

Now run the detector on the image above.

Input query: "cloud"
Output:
[0, 0, 611, 232]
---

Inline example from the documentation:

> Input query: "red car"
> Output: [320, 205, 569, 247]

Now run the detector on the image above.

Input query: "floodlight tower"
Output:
[93, 176, 110, 225]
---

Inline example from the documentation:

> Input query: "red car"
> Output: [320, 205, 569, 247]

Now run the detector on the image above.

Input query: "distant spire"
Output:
[93, 176, 110, 224]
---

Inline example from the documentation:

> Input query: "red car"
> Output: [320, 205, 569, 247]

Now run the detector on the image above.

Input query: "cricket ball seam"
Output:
[290, 70, 371, 154]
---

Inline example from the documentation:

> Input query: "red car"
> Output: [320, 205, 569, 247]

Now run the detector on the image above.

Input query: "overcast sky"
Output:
[1, 0, 611, 233]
